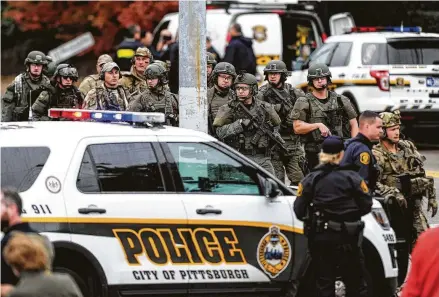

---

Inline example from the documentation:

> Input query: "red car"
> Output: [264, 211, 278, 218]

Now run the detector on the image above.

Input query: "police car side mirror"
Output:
[264, 178, 281, 199]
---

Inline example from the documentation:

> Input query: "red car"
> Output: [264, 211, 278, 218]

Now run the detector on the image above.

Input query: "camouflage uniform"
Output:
[213, 73, 281, 175]
[207, 52, 217, 89]
[289, 63, 358, 169]
[119, 48, 152, 97]
[82, 62, 130, 111]
[78, 54, 113, 97]
[32, 64, 83, 120]
[257, 60, 306, 185]
[128, 64, 179, 126]
[373, 110, 437, 246]
[208, 62, 236, 137]
[1, 51, 51, 122]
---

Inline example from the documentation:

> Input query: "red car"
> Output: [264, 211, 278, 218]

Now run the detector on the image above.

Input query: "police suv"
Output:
[1, 109, 397, 297]
[287, 26, 439, 129]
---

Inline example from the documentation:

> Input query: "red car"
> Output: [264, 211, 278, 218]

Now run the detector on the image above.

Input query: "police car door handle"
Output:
[78, 206, 106, 214]
[338, 73, 346, 78]
[196, 208, 222, 215]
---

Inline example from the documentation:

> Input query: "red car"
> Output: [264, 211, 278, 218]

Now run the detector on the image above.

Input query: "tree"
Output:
[2, 1, 178, 55]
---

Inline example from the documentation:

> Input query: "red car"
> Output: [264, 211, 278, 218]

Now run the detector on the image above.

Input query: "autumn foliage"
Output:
[3, 1, 178, 55]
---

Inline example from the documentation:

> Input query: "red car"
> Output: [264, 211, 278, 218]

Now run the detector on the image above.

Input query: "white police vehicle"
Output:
[287, 26, 439, 127]
[153, 0, 355, 83]
[1, 109, 397, 297]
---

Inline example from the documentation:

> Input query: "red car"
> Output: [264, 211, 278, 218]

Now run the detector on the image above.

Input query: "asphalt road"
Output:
[420, 150, 439, 226]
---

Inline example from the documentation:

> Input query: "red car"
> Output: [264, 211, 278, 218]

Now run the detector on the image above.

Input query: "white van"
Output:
[152, 0, 355, 82]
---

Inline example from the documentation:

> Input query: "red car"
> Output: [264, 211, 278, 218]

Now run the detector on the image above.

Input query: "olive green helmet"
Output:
[213, 62, 236, 78]
[152, 60, 169, 72]
[233, 72, 258, 95]
[24, 51, 49, 66]
[307, 63, 331, 85]
[144, 64, 168, 85]
[206, 52, 217, 66]
[379, 110, 401, 128]
[263, 60, 288, 74]
[53, 64, 79, 81]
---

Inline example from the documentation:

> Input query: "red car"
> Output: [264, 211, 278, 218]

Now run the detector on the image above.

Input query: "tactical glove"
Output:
[428, 198, 438, 217]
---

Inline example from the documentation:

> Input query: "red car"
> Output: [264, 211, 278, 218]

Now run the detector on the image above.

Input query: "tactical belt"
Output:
[239, 148, 267, 156]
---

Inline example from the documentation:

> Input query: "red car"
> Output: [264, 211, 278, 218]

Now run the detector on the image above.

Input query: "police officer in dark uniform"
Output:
[341, 110, 383, 192]
[294, 136, 372, 297]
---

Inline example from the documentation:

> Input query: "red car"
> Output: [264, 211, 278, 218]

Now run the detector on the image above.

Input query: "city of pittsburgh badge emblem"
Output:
[257, 226, 292, 278]
[396, 77, 405, 87]
[252, 25, 267, 43]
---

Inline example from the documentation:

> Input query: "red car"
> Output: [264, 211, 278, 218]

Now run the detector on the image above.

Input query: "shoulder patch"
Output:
[360, 180, 369, 194]
[296, 182, 303, 197]
[359, 152, 370, 165]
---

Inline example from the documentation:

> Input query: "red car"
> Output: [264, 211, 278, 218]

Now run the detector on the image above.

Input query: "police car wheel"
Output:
[53, 266, 89, 295]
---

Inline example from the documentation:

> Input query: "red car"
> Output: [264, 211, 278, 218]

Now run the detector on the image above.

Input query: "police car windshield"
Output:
[387, 39, 439, 65]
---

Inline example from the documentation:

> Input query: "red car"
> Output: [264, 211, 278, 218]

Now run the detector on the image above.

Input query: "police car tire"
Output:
[53, 254, 102, 297]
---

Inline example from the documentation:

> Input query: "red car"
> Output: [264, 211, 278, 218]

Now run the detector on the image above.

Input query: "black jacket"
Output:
[223, 36, 256, 75]
[294, 163, 372, 222]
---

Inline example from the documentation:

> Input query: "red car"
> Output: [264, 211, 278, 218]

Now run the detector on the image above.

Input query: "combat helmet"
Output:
[53, 64, 79, 82]
[233, 71, 258, 95]
[144, 64, 168, 85]
[379, 110, 401, 128]
[307, 63, 331, 85]
[212, 62, 236, 86]
[152, 60, 169, 72]
[263, 60, 289, 82]
[24, 51, 49, 66]
[206, 52, 217, 67]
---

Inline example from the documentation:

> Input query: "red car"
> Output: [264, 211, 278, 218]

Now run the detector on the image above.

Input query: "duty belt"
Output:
[316, 219, 364, 236]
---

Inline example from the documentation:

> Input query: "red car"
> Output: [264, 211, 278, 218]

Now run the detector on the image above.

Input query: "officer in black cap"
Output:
[294, 135, 372, 297]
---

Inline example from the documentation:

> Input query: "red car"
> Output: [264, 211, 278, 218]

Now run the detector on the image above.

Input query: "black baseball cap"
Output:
[321, 136, 344, 154]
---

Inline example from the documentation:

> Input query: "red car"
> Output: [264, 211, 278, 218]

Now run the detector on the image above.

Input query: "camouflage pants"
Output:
[412, 201, 429, 245]
[272, 153, 305, 185]
[248, 154, 275, 176]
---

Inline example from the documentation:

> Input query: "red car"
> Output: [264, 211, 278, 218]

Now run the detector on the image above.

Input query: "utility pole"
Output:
[178, 0, 207, 133]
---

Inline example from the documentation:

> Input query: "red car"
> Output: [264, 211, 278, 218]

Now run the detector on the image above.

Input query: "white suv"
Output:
[1, 109, 397, 297]
[287, 26, 439, 128]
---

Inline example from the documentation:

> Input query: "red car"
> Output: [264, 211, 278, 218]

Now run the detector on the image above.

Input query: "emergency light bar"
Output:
[349, 26, 422, 33]
[48, 108, 166, 124]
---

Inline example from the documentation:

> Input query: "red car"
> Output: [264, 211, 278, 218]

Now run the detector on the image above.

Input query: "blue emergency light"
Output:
[48, 108, 166, 124]
[350, 26, 422, 33]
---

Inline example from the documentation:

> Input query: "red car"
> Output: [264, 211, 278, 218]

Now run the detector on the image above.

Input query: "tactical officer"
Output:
[373, 110, 437, 284]
[32, 64, 83, 120]
[294, 136, 372, 297]
[119, 47, 152, 96]
[341, 111, 383, 194]
[257, 60, 307, 185]
[290, 63, 359, 169]
[1, 51, 51, 122]
[78, 54, 113, 97]
[151, 60, 171, 92]
[128, 64, 179, 126]
[82, 62, 130, 111]
[207, 52, 217, 88]
[207, 62, 237, 137]
[213, 72, 281, 174]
